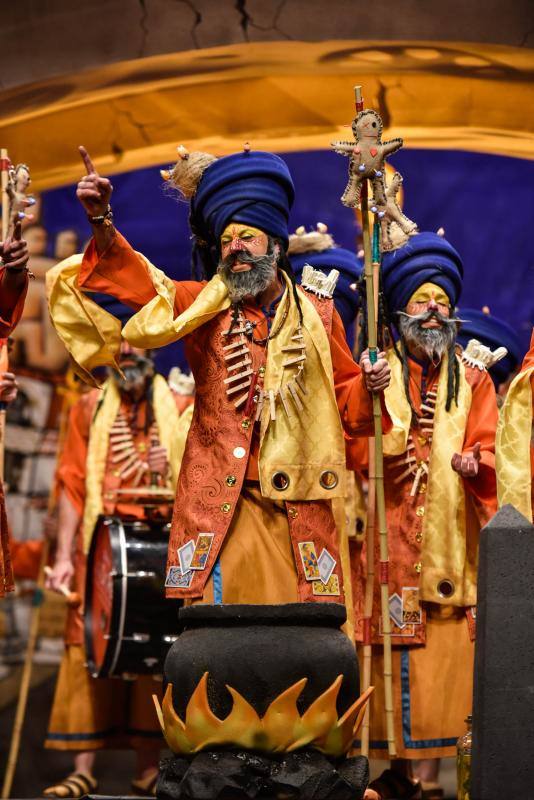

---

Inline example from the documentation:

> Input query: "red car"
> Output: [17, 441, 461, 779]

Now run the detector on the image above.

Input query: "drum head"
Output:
[84, 517, 121, 677]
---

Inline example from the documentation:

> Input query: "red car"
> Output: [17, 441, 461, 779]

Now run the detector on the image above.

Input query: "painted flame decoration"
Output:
[153, 672, 373, 757]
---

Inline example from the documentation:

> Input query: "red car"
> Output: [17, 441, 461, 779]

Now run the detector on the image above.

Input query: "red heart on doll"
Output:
[370, 147, 378, 157]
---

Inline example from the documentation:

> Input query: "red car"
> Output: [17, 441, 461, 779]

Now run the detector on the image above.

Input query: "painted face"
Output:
[220, 223, 269, 273]
[406, 282, 451, 328]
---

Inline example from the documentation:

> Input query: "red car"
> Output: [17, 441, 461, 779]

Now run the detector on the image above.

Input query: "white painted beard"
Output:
[398, 310, 458, 361]
[217, 246, 277, 303]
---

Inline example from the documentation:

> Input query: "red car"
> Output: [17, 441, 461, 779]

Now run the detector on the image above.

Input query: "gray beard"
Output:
[398, 310, 458, 361]
[217, 244, 277, 303]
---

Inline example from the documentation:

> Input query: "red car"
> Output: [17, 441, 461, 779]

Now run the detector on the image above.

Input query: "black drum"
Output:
[85, 516, 180, 678]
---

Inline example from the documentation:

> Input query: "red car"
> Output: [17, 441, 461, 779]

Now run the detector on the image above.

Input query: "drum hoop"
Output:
[107, 518, 128, 676]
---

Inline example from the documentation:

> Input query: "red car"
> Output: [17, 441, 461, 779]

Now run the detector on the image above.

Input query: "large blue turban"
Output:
[190, 151, 295, 251]
[291, 247, 362, 349]
[381, 232, 464, 314]
[457, 308, 523, 386]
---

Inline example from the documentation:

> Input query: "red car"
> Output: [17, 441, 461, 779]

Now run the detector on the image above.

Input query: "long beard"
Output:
[398, 310, 458, 361]
[217, 243, 277, 303]
[110, 354, 155, 395]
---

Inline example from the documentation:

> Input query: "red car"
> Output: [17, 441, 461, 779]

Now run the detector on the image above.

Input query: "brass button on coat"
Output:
[416, 506, 425, 517]
[225, 475, 237, 487]
[241, 418, 251, 430]
[414, 561, 422, 574]
[288, 507, 298, 519]
[221, 502, 231, 513]
[416, 532, 423, 543]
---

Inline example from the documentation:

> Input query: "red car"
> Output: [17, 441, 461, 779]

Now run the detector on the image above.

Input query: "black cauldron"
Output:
[165, 602, 359, 721]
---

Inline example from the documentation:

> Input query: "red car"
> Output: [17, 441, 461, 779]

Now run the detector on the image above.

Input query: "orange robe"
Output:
[46, 384, 190, 751]
[76, 233, 390, 609]
[0, 266, 29, 596]
[348, 354, 498, 759]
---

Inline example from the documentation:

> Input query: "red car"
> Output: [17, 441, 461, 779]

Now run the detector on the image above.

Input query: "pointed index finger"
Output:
[79, 145, 97, 175]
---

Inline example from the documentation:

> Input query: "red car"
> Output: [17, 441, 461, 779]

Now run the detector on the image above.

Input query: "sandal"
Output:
[131, 769, 158, 797]
[43, 772, 97, 798]
[420, 782, 444, 800]
[368, 769, 422, 800]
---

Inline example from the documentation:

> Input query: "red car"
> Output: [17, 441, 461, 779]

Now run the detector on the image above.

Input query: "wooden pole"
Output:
[355, 85, 396, 758]
[1, 539, 50, 799]
[0, 149, 11, 484]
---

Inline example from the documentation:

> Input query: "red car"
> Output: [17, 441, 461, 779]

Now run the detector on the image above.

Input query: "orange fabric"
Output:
[0, 270, 30, 595]
[0, 266, 29, 337]
[358, 604, 474, 760]
[350, 356, 498, 647]
[10, 539, 44, 580]
[521, 329, 534, 507]
[46, 644, 162, 751]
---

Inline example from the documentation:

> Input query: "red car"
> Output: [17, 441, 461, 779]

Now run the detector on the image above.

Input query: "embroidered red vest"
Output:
[166, 292, 344, 603]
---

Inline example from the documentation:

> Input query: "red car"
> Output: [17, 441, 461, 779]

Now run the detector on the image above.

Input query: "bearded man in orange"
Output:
[43, 340, 193, 797]
[47, 145, 391, 623]
[496, 326, 534, 522]
[349, 232, 499, 800]
[0, 220, 31, 595]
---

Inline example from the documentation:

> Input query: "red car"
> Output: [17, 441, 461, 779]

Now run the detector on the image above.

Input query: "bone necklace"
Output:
[109, 408, 157, 486]
[222, 305, 308, 423]
[387, 388, 437, 496]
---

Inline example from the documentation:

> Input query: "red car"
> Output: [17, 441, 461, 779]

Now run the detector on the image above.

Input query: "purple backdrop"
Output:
[43, 149, 534, 373]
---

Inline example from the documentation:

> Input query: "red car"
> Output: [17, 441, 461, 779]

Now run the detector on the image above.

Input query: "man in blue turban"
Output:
[50, 145, 392, 613]
[288, 223, 363, 352]
[456, 307, 523, 392]
[349, 231, 500, 799]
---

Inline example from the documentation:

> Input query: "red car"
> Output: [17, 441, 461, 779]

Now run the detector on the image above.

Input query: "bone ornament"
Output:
[331, 108, 403, 210]
[461, 338, 508, 372]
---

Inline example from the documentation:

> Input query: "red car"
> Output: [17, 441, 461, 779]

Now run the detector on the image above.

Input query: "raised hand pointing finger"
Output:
[79, 145, 97, 176]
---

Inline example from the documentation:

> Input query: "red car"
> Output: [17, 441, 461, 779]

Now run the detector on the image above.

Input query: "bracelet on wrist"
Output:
[88, 205, 113, 225]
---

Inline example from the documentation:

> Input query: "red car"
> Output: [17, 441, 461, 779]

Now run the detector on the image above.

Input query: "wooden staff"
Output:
[0, 149, 11, 483]
[355, 85, 396, 758]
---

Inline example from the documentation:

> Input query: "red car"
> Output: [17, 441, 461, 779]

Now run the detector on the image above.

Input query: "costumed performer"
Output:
[496, 326, 534, 523]
[348, 232, 499, 800]
[457, 307, 523, 398]
[0, 220, 31, 596]
[43, 338, 193, 798]
[46, 145, 391, 625]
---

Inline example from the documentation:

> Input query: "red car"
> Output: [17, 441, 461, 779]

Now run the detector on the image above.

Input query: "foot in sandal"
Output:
[43, 772, 97, 798]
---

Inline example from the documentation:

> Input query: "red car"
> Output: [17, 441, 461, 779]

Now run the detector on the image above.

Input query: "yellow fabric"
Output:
[113, 263, 345, 502]
[45, 254, 122, 386]
[496, 367, 533, 522]
[382, 350, 475, 605]
[81, 375, 184, 553]
[407, 282, 450, 306]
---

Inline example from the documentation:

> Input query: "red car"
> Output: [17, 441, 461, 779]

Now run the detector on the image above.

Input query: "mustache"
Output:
[397, 309, 460, 328]
[111, 355, 154, 391]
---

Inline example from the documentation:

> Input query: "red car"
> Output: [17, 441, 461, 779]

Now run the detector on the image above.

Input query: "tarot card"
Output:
[165, 565, 193, 589]
[317, 548, 336, 585]
[177, 539, 196, 574]
[190, 533, 215, 570]
[388, 592, 404, 629]
[380, 617, 414, 637]
[402, 586, 422, 624]
[298, 541, 320, 581]
[312, 574, 340, 596]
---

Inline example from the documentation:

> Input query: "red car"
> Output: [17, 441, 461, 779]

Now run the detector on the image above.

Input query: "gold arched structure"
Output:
[1, 40, 532, 190]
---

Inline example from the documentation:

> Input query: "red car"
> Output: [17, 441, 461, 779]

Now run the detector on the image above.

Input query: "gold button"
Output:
[416, 532, 423, 543]
[288, 507, 298, 519]
[241, 418, 251, 430]
[417, 435, 426, 445]
[418, 483, 427, 494]
[258, 366, 266, 377]
[113, 470, 120, 477]
[138, 442, 147, 452]
[414, 561, 422, 573]
[105, 492, 114, 500]
[416, 506, 425, 517]
[221, 502, 231, 513]
[225, 475, 237, 487]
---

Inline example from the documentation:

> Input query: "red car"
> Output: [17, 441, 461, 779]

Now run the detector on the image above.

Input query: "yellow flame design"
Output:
[154, 673, 373, 757]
